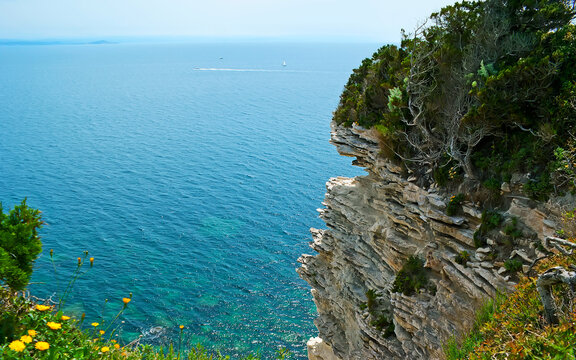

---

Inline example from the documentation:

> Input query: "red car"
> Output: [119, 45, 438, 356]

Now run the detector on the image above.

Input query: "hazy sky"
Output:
[0, 0, 458, 42]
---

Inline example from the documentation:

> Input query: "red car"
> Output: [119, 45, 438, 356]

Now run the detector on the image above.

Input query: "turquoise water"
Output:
[0, 42, 373, 358]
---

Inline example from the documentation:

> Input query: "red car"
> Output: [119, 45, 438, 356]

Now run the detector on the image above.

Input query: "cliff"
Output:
[297, 122, 569, 359]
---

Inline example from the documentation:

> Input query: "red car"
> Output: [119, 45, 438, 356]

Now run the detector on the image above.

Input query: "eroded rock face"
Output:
[298, 123, 564, 359]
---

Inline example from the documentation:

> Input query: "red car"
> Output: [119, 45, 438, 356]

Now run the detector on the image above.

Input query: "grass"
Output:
[444, 249, 576, 359]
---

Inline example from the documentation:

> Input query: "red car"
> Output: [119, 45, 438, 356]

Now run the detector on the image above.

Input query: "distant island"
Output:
[0, 39, 116, 46]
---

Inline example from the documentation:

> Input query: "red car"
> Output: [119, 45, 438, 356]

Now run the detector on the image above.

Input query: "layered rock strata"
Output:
[298, 123, 566, 359]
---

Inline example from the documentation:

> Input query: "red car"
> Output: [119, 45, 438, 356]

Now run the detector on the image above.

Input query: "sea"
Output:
[0, 41, 376, 359]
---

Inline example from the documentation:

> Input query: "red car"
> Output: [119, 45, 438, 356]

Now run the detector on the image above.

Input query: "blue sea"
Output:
[0, 41, 374, 358]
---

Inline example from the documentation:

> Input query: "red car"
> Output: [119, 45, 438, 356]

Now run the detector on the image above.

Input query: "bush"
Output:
[0, 200, 44, 291]
[392, 256, 432, 296]
[504, 258, 523, 273]
[455, 251, 470, 267]
[363, 289, 395, 338]
[446, 194, 465, 216]
[473, 210, 503, 248]
[370, 314, 395, 338]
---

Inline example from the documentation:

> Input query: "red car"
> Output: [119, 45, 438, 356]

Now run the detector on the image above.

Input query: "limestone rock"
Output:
[307, 337, 341, 360]
[299, 122, 562, 360]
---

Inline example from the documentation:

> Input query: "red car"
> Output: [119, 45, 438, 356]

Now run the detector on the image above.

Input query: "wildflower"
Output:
[99, 330, 105, 335]
[61, 315, 71, 321]
[114, 343, 120, 349]
[47, 322, 61, 330]
[35, 304, 51, 311]
[90, 257, 94, 266]
[77, 257, 82, 265]
[20, 335, 32, 344]
[101, 346, 110, 353]
[50, 249, 54, 257]
[9, 340, 26, 352]
[35, 341, 50, 351]
[121, 351, 128, 357]
[179, 325, 184, 330]
[91, 322, 100, 327]
[28, 330, 37, 337]
[122, 297, 131, 304]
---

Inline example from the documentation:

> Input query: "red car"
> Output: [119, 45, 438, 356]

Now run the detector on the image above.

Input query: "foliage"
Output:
[455, 251, 471, 267]
[370, 314, 395, 338]
[334, 0, 576, 198]
[392, 256, 434, 296]
[503, 217, 522, 241]
[445, 251, 576, 359]
[446, 193, 465, 216]
[503, 258, 523, 272]
[362, 290, 395, 338]
[473, 210, 503, 248]
[0, 200, 44, 291]
[443, 293, 507, 359]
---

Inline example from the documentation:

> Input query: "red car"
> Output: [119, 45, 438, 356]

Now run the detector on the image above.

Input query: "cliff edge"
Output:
[298, 122, 568, 359]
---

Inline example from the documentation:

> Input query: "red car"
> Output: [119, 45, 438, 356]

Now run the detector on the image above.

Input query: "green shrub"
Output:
[365, 289, 378, 311]
[503, 217, 522, 241]
[504, 258, 523, 272]
[392, 256, 432, 296]
[446, 194, 465, 216]
[0, 200, 44, 291]
[473, 210, 503, 248]
[455, 251, 470, 267]
[370, 314, 395, 338]
[362, 289, 395, 337]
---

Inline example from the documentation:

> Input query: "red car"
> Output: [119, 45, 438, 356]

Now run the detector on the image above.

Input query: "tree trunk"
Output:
[536, 266, 576, 325]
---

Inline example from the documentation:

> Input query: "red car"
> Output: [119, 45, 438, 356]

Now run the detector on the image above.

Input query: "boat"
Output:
[282, 60, 287, 67]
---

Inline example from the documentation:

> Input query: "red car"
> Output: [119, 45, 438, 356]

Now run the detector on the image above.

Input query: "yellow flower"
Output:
[121, 351, 128, 357]
[122, 297, 131, 304]
[99, 330, 105, 335]
[27, 330, 37, 337]
[20, 335, 32, 344]
[78, 257, 82, 265]
[35, 341, 50, 351]
[35, 304, 51, 311]
[9, 340, 26, 352]
[90, 257, 94, 266]
[91, 322, 100, 327]
[179, 325, 184, 330]
[61, 315, 71, 321]
[114, 343, 120, 349]
[47, 322, 62, 330]
[101, 346, 110, 353]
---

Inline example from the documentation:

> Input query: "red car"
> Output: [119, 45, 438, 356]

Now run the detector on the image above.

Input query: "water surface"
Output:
[0, 41, 374, 358]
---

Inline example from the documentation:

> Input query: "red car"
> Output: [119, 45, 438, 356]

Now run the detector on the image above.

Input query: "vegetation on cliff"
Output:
[445, 250, 576, 359]
[335, 0, 576, 200]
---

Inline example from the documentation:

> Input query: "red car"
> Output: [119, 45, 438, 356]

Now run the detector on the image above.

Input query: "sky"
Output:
[0, 0, 458, 42]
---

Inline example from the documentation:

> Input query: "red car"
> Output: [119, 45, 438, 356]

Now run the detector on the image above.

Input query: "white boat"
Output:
[282, 60, 287, 67]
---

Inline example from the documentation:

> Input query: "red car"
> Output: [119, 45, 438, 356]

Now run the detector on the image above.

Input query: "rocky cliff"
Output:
[298, 122, 568, 359]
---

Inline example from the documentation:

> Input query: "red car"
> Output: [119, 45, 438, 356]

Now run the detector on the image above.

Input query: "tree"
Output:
[0, 199, 44, 291]
[334, 0, 576, 197]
